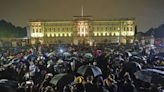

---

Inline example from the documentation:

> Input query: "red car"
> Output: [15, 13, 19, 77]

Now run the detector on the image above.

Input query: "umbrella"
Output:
[50, 73, 75, 88]
[7, 56, 14, 59]
[124, 62, 142, 74]
[156, 53, 164, 57]
[77, 64, 102, 77]
[10, 58, 20, 64]
[151, 66, 164, 71]
[48, 51, 56, 57]
[134, 69, 164, 84]
[125, 51, 132, 57]
[50, 73, 67, 85]
[0, 79, 17, 92]
[0, 79, 18, 88]
[155, 56, 164, 61]
[131, 51, 139, 56]
[84, 53, 93, 62]
[63, 52, 71, 57]
[24, 54, 37, 60]
[129, 56, 142, 62]
[84, 53, 93, 58]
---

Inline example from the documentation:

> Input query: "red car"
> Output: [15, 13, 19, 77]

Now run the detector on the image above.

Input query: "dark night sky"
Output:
[0, 0, 164, 32]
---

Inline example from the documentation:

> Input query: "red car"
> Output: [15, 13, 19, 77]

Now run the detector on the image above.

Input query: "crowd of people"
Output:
[0, 43, 163, 92]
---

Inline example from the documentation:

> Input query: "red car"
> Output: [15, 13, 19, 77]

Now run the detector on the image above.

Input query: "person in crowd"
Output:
[39, 73, 53, 92]
[122, 73, 137, 92]
[104, 74, 118, 92]
[0, 44, 163, 92]
[84, 76, 95, 92]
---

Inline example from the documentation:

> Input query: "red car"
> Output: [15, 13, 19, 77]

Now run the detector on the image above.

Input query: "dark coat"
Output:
[122, 82, 136, 92]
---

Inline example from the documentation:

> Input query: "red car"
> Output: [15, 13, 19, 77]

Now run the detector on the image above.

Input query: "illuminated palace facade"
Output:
[29, 16, 136, 45]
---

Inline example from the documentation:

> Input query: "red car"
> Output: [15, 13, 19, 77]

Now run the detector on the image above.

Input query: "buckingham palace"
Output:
[28, 16, 136, 45]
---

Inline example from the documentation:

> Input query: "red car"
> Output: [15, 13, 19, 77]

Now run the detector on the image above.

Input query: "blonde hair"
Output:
[75, 76, 85, 84]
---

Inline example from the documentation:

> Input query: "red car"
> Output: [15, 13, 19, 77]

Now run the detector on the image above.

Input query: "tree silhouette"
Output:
[143, 23, 164, 38]
[0, 20, 27, 38]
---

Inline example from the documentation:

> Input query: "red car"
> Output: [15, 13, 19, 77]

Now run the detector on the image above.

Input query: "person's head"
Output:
[108, 74, 115, 80]
[86, 76, 94, 83]
[74, 76, 84, 84]
[95, 76, 104, 86]
[107, 74, 117, 85]
[25, 80, 34, 86]
[45, 73, 53, 80]
[29, 61, 34, 65]
[45, 86, 55, 92]
[126, 78, 132, 83]
[124, 72, 131, 80]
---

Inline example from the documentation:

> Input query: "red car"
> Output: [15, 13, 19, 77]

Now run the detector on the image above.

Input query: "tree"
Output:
[0, 20, 27, 38]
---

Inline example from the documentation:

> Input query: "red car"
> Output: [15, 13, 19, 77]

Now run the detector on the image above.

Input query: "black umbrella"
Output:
[77, 64, 102, 77]
[0, 79, 18, 92]
[151, 66, 164, 71]
[0, 79, 18, 88]
[0, 85, 16, 92]
[134, 69, 164, 84]
[124, 62, 142, 74]
[125, 51, 132, 57]
[50, 73, 75, 90]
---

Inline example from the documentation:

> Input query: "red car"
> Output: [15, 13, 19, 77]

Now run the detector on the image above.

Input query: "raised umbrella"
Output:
[77, 64, 102, 77]
[134, 69, 164, 84]
[50, 73, 75, 91]
[84, 53, 93, 62]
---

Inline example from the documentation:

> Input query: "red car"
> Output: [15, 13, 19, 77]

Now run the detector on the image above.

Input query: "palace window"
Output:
[115, 32, 119, 36]
[47, 34, 50, 37]
[103, 32, 106, 36]
[114, 27, 116, 31]
[39, 29, 41, 33]
[97, 27, 99, 31]
[109, 27, 111, 31]
[60, 33, 63, 37]
[64, 33, 67, 37]
[33, 29, 35, 33]
[94, 32, 97, 36]
[101, 27, 103, 31]
[130, 27, 133, 31]
[127, 27, 129, 31]
[51, 34, 54, 37]
[106, 27, 108, 31]
[36, 29, 38, 32]
[107, 33, 109, 36]
[124, 27, 126, 31]
[56, 33, 59, 37]
[44, 28, 47, 32]
[50, 28, 51, 31]
[58, 28, 60, 31]
[117, 27, 120, 30]
[68, 33, 71, 36]
[111, 32, 114, 36]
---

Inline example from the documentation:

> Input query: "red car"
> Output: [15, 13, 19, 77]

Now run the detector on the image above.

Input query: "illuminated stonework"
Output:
[29, 17, 136, 45]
